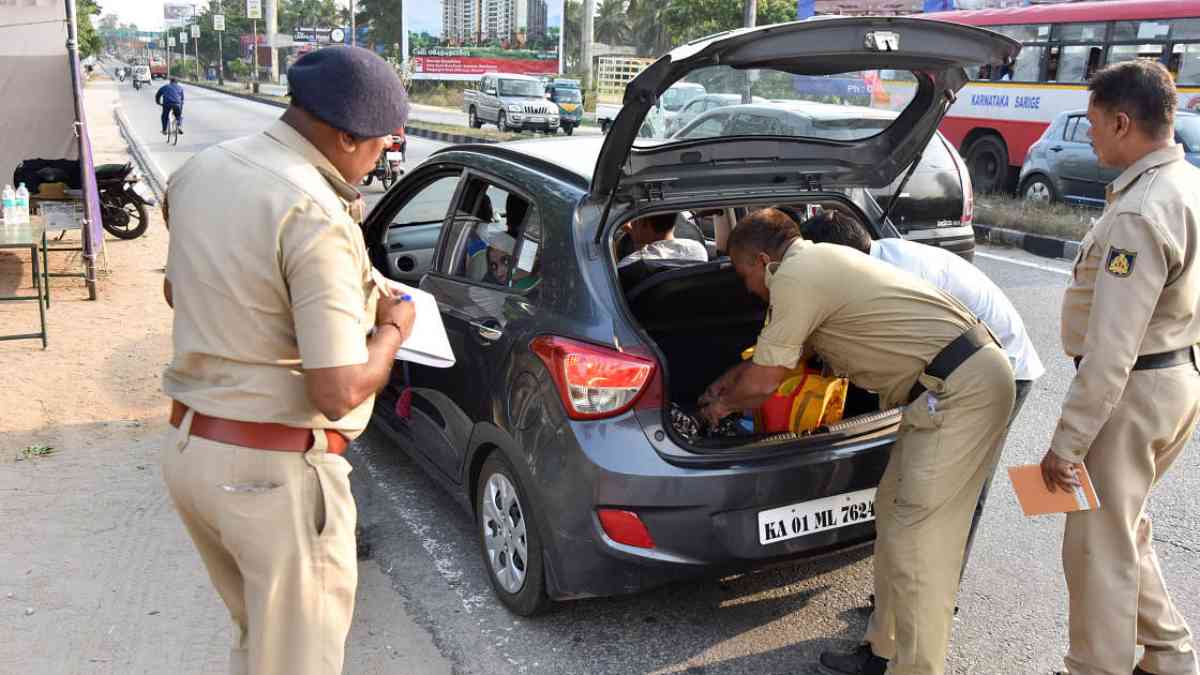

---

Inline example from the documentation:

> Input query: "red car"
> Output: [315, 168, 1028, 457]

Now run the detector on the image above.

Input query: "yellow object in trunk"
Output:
[741, 347, 848, 434]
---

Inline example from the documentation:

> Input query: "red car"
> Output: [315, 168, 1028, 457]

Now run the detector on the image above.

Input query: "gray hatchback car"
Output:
[362, 17, 1016, 616]
[1019, 109, 1200, 206]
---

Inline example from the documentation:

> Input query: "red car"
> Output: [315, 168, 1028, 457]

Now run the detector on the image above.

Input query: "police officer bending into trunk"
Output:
[161, 47, 412, 674]
[1040, 60, 1200, 675]
[699, 209, 1014, 675]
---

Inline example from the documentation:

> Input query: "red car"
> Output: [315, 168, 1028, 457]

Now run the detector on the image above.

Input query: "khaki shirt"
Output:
[753, 239, 979, 409]
[1052, 144, 1200, 461]
[163, 120, 380, 438]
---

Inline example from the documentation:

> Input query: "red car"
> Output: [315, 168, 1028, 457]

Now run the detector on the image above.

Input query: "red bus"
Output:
[890, 0, 1200, 192]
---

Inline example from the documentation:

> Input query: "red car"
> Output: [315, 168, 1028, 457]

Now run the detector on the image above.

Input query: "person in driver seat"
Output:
[618, 212, 709, 268]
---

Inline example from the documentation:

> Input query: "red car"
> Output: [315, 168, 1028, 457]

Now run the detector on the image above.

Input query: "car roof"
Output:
[491, 73, 541, 81]
[453, 136, 604, 184]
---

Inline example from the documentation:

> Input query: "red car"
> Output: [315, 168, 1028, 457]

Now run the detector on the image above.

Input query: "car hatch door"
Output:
[589, 16, 1018, 225]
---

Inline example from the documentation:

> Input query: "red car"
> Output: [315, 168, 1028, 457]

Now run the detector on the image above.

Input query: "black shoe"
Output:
[176, 127, 183, 135]
[818, 644, 888, 675]
[1133, 668, 1154, 675]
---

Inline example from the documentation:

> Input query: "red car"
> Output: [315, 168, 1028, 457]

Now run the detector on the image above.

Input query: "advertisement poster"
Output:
[163, 2, 194, 29]
[404, 0, 564, 81]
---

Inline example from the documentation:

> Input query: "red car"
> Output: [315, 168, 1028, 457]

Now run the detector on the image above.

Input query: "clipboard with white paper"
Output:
[375, 275, 455, 368]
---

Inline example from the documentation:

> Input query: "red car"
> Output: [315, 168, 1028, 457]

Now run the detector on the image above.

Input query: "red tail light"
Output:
[530, 336, 656, 420]
[597, 509, 656, 549]
[954, 143, 974, 226]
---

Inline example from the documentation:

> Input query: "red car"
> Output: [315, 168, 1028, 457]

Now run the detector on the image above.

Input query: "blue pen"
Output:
[400, 294, 412, 302]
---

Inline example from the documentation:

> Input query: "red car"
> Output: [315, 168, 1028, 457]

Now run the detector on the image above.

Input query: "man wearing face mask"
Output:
[699, 208, 1014, 675]
[160, 47, 414, 674]
[1040, 60, 1200, 675]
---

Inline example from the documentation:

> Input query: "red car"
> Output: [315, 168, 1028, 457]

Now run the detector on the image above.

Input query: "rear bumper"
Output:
[901, 225, 976, 261]
[533, 413, 892, 600]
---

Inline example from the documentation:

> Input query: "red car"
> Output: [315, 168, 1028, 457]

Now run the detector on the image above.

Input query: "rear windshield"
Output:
[1178, 116, 1200, 153]
[639, 65, 919, 147]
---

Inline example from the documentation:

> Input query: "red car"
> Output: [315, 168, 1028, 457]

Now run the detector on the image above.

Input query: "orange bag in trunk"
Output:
[741, 348, 848, 434]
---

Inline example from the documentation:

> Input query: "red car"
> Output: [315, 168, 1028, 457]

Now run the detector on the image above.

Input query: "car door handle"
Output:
[1050, 146, 1064, 152]
[471, 321, 502, 341]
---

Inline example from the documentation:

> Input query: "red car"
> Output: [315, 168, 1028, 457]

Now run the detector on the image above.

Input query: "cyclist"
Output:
[155, 77, 185, 136]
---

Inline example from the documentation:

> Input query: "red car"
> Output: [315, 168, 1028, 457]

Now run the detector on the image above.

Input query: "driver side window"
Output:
[381, 172, 463, 280]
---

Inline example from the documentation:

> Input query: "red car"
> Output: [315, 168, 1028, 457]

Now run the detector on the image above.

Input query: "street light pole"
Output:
[216, 1, 225, 85]
[350, 0, 356, 47]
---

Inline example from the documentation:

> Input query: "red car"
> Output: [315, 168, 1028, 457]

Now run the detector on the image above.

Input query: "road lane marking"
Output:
[976, 250, 1072, 277]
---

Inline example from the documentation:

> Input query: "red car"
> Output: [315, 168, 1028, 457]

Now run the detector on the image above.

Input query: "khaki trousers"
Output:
[864, 344, 1015, 675]
[161, 409, 358, 675]
[1063, 364, 1200, 675]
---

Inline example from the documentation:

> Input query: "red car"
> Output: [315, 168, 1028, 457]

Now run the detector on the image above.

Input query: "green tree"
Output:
[280, 0, 340, 32]
[660, 0, 795, 47]
[593, 0, 629, 47]
[77, 0, 103, 58]
[563, 0, 581, 70]
[356, 0, 404, 52]
[626, 0, 669, 57]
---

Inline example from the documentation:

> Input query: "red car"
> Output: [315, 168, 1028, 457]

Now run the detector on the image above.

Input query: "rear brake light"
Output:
[955, 144, 974, 226]
[597, 509, 656, 549]
[530, 336, 657, 420]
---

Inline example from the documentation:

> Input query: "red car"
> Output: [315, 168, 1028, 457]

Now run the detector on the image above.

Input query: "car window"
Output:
[392, 174, 462, 228]
[450, 180, 542, 292]
[1062, 116, 1077, 142]
[681, 99, 705, 117]
[729, 112, 780, 136]
[381, 172, 463, 280]
[677, 113, 729, 140]
[1068, 117, 1092, 144]
[1177, 115, 1200, 153]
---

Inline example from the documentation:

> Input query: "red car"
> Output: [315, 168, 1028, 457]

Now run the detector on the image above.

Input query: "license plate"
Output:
[757, 488, 877, 545]
[530, 116, 544, 123]
[385, 152, 403, 161]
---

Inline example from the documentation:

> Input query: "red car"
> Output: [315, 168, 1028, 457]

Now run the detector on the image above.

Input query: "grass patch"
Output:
[18, 445, 54, 461]
[408, 82, 466, 110]
[976, 193, 1096, 241]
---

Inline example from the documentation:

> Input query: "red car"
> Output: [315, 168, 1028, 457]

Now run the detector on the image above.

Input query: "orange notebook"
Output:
[1007, 463, 1101, 516]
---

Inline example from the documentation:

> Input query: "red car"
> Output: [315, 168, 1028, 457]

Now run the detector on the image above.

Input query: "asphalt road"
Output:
[113, 78, 1200, 675]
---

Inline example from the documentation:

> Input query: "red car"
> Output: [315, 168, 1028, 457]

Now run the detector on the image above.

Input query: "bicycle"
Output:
[166, 112, 180, 146]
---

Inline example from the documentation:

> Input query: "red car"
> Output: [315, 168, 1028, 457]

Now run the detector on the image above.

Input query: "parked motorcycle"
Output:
[361, 135, 405, 191]
[96, 163, 155, 240]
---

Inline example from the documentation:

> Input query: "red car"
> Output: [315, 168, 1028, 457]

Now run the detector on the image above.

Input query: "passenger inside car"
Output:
[618, 212, 709, 268]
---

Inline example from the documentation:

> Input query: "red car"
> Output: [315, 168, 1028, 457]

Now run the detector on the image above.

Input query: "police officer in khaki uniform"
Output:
[699, 209, 1015, 675]
[160, 47, 413, 675]
[1040, 61, 1200, 675]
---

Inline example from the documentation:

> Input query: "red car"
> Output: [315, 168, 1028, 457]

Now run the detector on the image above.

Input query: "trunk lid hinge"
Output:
[801, 173, 822, 192]
[641, 180, 668, 202]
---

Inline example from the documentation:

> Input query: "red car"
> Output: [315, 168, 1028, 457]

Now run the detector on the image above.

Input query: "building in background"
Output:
[443, 0, 548, 46]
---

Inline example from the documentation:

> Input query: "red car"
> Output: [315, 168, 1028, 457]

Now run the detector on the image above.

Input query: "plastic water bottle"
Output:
[1, 185, 15, 225]
[14, 183, 29, 224]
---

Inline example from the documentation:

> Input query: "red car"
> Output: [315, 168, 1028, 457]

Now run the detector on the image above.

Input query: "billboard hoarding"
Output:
[404, 0, 564, 81]
[163, 2, 194, 29]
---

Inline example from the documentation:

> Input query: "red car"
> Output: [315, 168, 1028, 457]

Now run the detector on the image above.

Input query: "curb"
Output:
[183, 79, 501, 145]
[973, 223, 1080, 262]
[114, 107, 167, 201]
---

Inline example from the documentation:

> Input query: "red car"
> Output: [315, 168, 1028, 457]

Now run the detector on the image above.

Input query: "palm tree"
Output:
[593, 0, 630, 47]
[564, 0, 582, 71]
[626, 0, 669, 57]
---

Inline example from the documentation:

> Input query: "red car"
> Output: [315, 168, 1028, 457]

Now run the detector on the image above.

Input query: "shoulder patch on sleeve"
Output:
[1105, 247, 1137, 278]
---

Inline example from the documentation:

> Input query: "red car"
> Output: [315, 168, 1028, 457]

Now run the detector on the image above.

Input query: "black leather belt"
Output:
[907, 323, 996, 405]
[1073, 346, 1199, 371]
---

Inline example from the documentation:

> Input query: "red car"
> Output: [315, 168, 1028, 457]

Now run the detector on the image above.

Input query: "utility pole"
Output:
[192, 24, 200, 81]
[214, 2, 225, 85]
[266, 0, 279, 83]
[741, 0, 756, 104]
[350, 0, 356, 47]
[581, 0, 594, 92]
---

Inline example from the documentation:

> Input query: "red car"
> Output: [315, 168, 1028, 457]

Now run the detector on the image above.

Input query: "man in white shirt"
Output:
[618, 212, 709, 268]
[799, 210, 1043, 577]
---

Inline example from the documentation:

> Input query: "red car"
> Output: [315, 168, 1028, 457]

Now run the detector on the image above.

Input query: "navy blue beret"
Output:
[287, 46, 409, 138]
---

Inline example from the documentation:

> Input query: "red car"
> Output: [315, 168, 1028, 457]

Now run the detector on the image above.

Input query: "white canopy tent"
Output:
[0, 0, 103, 299]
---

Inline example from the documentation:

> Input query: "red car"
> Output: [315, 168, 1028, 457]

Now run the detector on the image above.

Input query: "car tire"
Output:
[475, 452, 551, 617]
[469, 107, 481, 129]
[564, 124, 574, 136]
[599, 120, 610, 134]
[964, 135, 1011, 194]
[497, 110, 509, 132]
[1020, 174, 1057, 204]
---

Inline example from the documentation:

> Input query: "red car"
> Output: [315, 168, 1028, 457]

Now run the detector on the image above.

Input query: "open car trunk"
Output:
[625, 257, 900, 454]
